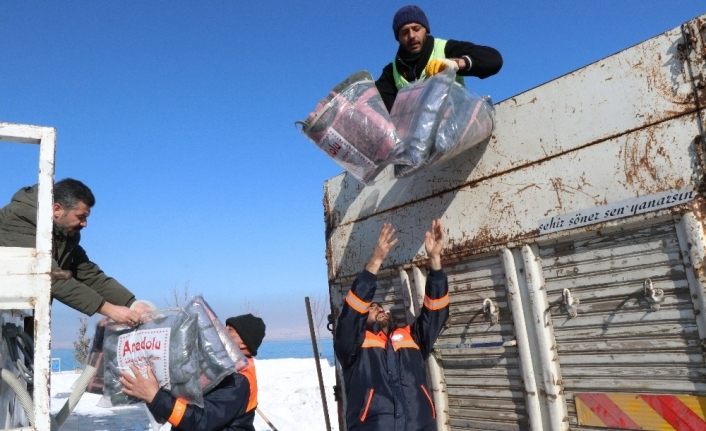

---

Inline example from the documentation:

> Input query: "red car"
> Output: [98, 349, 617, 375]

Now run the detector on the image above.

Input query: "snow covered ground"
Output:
[50, 358, 339, 431]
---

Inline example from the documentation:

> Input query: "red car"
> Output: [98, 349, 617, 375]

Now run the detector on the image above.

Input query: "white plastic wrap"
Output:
[390, 69, 454, 177]
[185, 296, 248, 393]
[300, 68, 495, 183]
[391, 68, 495, 177]
[431, 84, 495, 165]
[299, 71, 399, 184]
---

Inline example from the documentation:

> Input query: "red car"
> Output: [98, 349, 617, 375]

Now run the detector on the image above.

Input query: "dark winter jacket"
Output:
[335, 269, 449, 431]
[0, 185, 135, 315]
[147, 371, 255, 431]
[375, 35, 503, 111]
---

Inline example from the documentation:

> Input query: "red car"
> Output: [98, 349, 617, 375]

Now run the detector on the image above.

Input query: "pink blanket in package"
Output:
[300, 71, 399, 184]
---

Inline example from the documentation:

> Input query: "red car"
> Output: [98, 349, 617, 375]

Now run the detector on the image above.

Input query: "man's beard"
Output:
[375, 313, 391, 332]
[367, 314, 391, 333]
[378, 316, 390, 331]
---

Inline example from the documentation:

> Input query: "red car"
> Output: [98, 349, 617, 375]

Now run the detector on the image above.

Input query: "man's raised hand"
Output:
[366, 223, 398, 275]
[425, 219, 444, 270]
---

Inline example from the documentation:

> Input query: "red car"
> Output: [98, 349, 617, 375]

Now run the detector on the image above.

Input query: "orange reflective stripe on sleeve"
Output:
[167, 398, 188, 427]
[423, 293, 449, 311]
[345, 290, 371, 314]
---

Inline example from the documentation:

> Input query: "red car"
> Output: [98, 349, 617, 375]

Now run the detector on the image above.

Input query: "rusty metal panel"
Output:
[434, 254, 528, 431]
[324, 15, 703, 232]
[327, 114, 701, 280]
[537, 218, 706, 429]
[682, 16, 706, 132]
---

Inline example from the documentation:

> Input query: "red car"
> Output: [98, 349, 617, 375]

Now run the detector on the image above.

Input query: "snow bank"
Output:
[51, 357, 339, 431]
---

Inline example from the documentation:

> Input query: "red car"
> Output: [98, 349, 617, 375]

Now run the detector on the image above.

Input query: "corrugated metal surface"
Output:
[538, 217, 706, 430]
[435, 254, 528, 431]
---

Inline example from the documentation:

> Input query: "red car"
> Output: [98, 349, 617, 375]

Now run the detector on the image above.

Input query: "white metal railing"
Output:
[0, 122, 56, 431]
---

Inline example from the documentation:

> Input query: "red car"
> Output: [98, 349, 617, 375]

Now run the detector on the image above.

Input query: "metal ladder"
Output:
[0, 122, 56, 431]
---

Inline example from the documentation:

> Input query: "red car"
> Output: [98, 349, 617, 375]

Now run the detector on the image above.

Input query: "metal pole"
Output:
[256, 407, 279, 431]
[305, 297, 332, 431]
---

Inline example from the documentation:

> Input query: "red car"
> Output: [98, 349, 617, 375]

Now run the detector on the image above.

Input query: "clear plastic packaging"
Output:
[430, 84, 495, 165]
[299, 71, 399, 184]
[184, 296, 248, 393]
[102, 308, 204, 407]
[390, 68, 495, 177]
[389, 69, 454, 177]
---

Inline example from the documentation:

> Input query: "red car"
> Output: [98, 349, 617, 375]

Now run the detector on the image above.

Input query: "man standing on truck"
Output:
[121, 314, 266, 431]
[376, 5, 503, 112]
[0, 178, 146, 325]
[335, 220, 449, 430]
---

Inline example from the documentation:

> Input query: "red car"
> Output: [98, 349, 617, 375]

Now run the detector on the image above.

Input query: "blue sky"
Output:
[1, 1, 703, 346]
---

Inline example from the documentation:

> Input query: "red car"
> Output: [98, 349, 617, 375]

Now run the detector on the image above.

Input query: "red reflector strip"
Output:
[640, 394, 706, 431]
[575, 393, 641, 429]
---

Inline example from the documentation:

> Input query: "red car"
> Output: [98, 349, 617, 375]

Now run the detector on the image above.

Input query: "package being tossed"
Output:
[391, 68, 495, 177]
[299, 70, 399, 184]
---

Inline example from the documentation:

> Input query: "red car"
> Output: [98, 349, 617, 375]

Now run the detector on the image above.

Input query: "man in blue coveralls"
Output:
[334, 220, 450, 430]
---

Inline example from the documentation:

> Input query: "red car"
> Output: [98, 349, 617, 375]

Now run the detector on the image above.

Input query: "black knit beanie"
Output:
[392, 5, 430, 40]
[225, 314, 266, 356]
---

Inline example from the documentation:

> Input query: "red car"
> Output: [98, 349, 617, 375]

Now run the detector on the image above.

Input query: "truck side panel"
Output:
[325, 14, 706, 431]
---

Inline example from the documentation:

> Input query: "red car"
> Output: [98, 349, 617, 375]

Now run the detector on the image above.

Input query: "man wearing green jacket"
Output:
[0, 178, 144, 325]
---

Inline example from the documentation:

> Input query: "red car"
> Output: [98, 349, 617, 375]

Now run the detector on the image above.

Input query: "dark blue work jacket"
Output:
[147, 373, 255, 431]
[335, 269, 449, 431]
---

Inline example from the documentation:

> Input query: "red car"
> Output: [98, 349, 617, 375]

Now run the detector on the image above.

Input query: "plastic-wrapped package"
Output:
[430, 84, 494, 165]
[390, 69, 454, 177]
[299, 71, 399, 184]
[184, 296, 248, 393]
[102, 309, 204, 407]
[391, 68, 495, 177]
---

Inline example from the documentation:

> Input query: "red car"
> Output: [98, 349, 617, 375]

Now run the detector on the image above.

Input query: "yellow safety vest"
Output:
[392, 38, 465, 89]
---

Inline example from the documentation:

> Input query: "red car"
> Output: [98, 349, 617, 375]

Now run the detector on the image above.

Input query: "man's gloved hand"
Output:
[425, 58, 459, 77]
